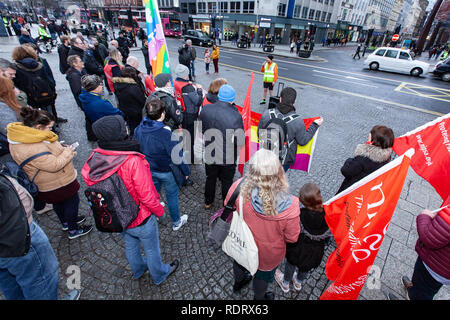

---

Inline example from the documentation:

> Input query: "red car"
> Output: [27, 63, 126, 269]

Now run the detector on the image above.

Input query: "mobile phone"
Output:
[70, 142, 79, 149]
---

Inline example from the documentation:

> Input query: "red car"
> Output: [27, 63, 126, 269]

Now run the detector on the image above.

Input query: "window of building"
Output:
[321, 11, 327, 21]
[315, 10, 321, 20]
[278, 3, 287, 16]
[324, 0, 329, 4]
[302, 6, 308, 19]
[293, 5, 301, 18]
[181, 3, 188, 13]
[198, 2, 206, 13]
[326, 12, 331, 22]
[243, 1, 255, 13]
[208, 1, 217, 12]
[309, 9, 315, 20]
[219, 1, 228, 13]
[330, 0, 334, 5]
[230, 1, 241, 13]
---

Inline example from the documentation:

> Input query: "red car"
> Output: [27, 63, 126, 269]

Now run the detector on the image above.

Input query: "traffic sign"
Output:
[392, 34, 400, 41]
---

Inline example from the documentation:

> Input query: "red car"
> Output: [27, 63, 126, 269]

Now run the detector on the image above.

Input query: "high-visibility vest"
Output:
[263, 62, 276, 83]
[173, 80, 190, 111]
[38, 26, 50, 38]
[3, 17, 9, 27]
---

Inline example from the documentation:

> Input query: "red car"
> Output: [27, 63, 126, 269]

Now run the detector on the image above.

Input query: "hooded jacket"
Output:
[57, 43, 70, 74]
[79, 89, 123, 124]
[225, 178, 300, 271]
[337, 143, 392, 194]
[112, 77, 146, 131]
[68, 45, 84, 60]
[81, 148, 164, 229]
[66, 67, 86, 108]
[134, 118, 190, 175]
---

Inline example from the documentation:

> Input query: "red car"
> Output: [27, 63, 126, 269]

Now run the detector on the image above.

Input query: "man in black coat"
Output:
[65, 55, 86, 109]
[198, 84, 244, 209]
[68, 37, 86, 60]
[117, 31, 130, 64]
[57, 35, 71, 74]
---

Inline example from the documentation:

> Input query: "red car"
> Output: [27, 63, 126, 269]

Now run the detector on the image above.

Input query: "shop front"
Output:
[192, 14, 212, 34]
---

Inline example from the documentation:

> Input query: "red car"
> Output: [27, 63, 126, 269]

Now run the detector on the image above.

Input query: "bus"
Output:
[118, 9, 181, 37]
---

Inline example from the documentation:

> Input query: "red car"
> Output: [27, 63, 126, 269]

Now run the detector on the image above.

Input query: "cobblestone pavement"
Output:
[0, 34, 448, 301]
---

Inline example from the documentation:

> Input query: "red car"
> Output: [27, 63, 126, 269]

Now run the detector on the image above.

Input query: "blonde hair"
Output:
[11, 44, 38, 61]
[208, 78, 227, 95]
[109, 48, 123, 67]
[0, 76, 21, 116]
[240, 149, 289, 216]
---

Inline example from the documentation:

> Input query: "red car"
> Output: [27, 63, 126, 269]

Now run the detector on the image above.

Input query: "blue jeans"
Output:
[151, 171, 181, 228]
[121, 215, 171, 285]
[0, 222, 59, 300]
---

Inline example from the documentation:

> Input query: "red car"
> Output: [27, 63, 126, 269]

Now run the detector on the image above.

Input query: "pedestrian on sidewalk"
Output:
[259, 55, 278, 105]
[225, 149, 300, 300]
[353, 43, 362, 60]
[290, 39, 295, 53]
[212, 44, 219, 74]
[388, 205, 450, 300]
[296, 39, 302, 55]
[82, 115, 180, 284]
[204, 48, 211, 75]
[7, 107, 93, 240]
[275, 183, 331, 293]
[134, 99, 190, 231]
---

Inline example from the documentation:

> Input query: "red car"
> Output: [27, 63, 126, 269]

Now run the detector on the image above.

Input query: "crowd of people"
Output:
[0, 24, 448, 302]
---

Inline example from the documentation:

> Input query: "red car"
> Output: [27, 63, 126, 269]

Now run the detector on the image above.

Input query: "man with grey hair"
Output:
[109, 39, 119, 49]
[0, 58, 27, 108]
[186, 39, 196, 81]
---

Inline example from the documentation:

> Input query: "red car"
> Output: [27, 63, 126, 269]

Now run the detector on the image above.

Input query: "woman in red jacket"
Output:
[81, 115, 179, 284]
[224, 148, 300, 300]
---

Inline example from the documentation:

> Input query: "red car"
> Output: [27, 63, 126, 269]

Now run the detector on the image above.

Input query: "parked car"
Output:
[432, 57, 450, 82]
[183, 29, 213, 47]
[364, 47, 430, 77]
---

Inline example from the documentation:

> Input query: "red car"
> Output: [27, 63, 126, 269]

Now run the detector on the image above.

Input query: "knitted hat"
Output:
[175, 64, 189, 79]
[92, 115, 128, 141]
[154, 73, 172, 88]
[217, 84, 236, 103]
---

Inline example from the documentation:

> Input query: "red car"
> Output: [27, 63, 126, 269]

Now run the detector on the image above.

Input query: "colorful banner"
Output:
[393, 113, 450, 201]
[235, 106, 319, 173]
[144, 0, 171, 76]
[320, 149, 414, 300]
[238, 72, 255, 177]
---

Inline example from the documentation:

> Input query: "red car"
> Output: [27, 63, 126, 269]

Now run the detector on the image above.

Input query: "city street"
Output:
[0, 28, 449, 303]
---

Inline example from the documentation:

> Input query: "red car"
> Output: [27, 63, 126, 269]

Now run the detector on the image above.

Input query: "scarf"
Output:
[155, 86, 175, 97]
[97, 138, 141, 152]
[7, 122, 58, 144]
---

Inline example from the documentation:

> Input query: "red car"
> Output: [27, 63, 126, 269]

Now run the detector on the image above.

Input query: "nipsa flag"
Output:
[320, 148, 414, 300]
[393, 113, 450, 201]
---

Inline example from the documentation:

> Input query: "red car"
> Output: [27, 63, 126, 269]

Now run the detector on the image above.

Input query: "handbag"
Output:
[206, 179, 244, 247]
[169, 163, 188, 189]
[222, 195, 259, 275]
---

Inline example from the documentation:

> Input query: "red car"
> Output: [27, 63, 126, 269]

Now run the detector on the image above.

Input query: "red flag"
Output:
[320, 149, 414, 300]
[393, 113, 450, 201]
[238, 72, 254, 176]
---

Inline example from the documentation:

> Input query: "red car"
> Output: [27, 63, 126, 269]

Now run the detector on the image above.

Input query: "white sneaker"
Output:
[274, 268, 290, 293]
[292, 270, 303, 291]
[34, 203, 53, 215]
[172, 214, 188, 231]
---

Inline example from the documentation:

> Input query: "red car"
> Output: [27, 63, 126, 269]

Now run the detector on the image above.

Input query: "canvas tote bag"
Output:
[222, 195, 259, 275]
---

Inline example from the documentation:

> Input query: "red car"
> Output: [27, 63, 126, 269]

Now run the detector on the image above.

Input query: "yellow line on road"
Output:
[394, 82, 450, 103]
[215, 62, 445, 117]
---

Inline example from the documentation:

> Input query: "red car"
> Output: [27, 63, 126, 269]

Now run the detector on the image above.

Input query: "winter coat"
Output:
[57, 43, 70, 74]
[257, 105, 319, 166]
[18, 35, 37, 46]
[174, 78, 203, 115]
[225, 178, 301, 271]
[141, 46, 151, 71]
[66, 67, 86, 108]
[178, 46, 192, 67]
[68, 45, 84, 60]
[337, 144, 392, 194]
[198, 100, 244, 165]
[0, 101, 18, 136]
[7, 122, 77, 193]
[79, 89, 123, 124]
[415, 208, 450, 279]
[81, 148, 165, 229]
[211, 47, 219, 60]
[134, 118, 190, 175]
[112, 77, 146, 132]
[104, 58, 122, 93]
[83, 48, 104, 76]
[285, 207, 331, 272]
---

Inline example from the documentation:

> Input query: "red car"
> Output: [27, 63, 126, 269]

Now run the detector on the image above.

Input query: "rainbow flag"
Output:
[236, 106, 319, 172]
[144, 0, 171, 76]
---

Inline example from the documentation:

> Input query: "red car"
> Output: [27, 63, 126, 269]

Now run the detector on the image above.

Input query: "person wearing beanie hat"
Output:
[259, 54, 278, 105]
[173, 64, 204, 163]
[149, 73, 183, 131]
[257, 86, 323, 172]
[82, 114, 180, 284]
[198, 83, 244, 209]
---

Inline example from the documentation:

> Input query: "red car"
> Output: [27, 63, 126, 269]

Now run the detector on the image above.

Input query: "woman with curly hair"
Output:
[223, 148, 301, 300]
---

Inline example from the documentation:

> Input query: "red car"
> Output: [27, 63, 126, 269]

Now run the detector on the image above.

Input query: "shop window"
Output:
[309, 9, 315, 20]
[278, 3, 287, 17]
[293, 5, 301, 18]
[302, 7, 308, 19]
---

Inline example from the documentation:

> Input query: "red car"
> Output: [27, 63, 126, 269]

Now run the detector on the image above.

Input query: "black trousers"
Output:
[409, 257, 443, 300]
[204, 164, 236, 205]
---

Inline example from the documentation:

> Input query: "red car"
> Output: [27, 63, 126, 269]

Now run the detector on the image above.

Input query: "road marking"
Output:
[214, 62, 445, 117]
[313, 69, 370, 82]
[395, 82, 450, 103]
[313, 74, 378, 88]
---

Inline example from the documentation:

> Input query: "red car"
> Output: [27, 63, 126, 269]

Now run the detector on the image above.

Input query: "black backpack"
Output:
[258, 109, 299, 164]
[0, 151, 51, 197]
[84, 173, 140, 233]
[0, 173, 31, 258]
[145, 91, 183, 129]
[18, 66, 55, 108]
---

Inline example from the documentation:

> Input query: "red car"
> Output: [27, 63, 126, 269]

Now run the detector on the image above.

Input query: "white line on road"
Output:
[313, 69, 370, 82]
[313, 74, 378, 88]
